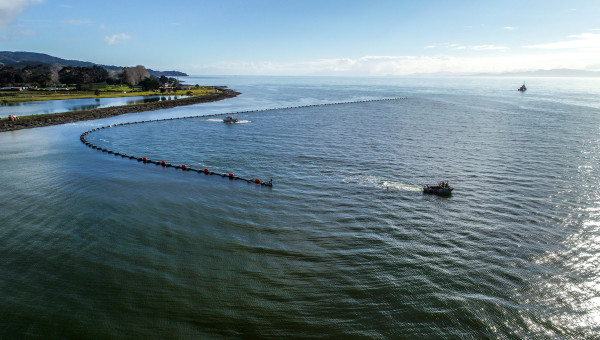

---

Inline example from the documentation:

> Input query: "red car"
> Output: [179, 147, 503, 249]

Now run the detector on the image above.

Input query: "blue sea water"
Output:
[0, 94, 188, 117]
[1, 76, 600, 338]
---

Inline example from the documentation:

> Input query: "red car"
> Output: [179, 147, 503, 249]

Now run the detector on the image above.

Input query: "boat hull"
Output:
[423, 186, 453, 195]
[223, 117, 239, 123]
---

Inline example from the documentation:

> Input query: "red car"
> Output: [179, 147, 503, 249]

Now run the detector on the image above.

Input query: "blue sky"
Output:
[1, 0, 599, 75]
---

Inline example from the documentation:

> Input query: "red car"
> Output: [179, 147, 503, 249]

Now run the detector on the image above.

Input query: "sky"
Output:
[0, 0, 599, 76]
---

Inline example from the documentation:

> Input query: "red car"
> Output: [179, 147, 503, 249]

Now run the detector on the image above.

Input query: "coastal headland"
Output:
[0, 87, 240, 132]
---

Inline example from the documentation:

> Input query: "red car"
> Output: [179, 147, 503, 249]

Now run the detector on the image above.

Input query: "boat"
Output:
[518, 83, 527, 92]
[223, 116, 239, 123]
[423, 182, 453, 195]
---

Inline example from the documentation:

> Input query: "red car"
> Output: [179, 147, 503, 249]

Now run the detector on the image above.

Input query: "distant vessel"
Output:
[223, 116, 239, 123]
[423, 182, 453, 196]
[518, 83, 527, 92]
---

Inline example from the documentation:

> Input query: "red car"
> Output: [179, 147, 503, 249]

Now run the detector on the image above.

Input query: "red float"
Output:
[204, 168, 209, 173]
[161, 160, 166, 166]
[255, 179, 261, 184]
[229, 173, 234, 178]
[182, 164, 187, 169]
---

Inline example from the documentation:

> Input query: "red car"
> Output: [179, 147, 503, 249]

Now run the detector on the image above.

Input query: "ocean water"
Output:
[1, 76, 599, 338]
[0, 94, 188, 117]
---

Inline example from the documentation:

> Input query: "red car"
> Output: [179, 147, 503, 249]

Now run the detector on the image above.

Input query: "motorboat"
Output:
[518, 83, 527, 92]
[423, 182, 453, 195]
[223, 116, 239, 123]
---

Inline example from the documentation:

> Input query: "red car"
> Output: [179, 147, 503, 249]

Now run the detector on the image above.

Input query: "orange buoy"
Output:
[255, 179, 261, 184]
[229, 173, 234, 178]
[182, 164, 187, 170]
[161, 160, 166, 166]
[204, 168, 209, 173]
[142, 157, 147, 162]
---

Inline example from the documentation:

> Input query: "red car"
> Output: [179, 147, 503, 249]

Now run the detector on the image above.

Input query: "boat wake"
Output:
[342, 175, 421, 192]
[207, 118, 251, 123]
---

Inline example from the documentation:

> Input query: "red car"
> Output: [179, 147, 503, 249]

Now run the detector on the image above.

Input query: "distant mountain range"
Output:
[473, 69, 600, 77]
[0, 51, 188, 77]
[2, 52, 596, 78]
[382, 69, 600, 78]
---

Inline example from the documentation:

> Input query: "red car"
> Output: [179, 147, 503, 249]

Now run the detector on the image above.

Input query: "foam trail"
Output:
[207, 118, 251, 123]
[343, 175, 421, 192]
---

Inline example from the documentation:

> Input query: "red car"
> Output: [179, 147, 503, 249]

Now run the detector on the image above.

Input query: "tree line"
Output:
[0, 64, 178, 91]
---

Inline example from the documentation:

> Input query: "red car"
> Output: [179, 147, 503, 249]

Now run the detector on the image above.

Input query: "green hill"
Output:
[0, 51, 187, 77]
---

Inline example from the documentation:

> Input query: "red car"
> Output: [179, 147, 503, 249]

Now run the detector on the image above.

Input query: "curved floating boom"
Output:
[80, 98, 408, 187]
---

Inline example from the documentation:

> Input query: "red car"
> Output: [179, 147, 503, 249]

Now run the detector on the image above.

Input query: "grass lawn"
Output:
[0, 86, 218, 104]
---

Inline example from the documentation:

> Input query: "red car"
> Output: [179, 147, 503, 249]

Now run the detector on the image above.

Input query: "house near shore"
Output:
[159, 82, 174, 90]
[176, 83, 192, 90]
[1, 86, 28, 91]
[160, 83, 191, 91]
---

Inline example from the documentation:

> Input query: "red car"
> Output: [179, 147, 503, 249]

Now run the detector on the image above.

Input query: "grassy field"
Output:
[0, 86, 231, 122]
[0, 86, 218, 104]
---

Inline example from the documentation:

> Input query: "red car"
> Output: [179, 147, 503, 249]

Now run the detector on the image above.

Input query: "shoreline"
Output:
[0, 87, 240, 132]
[0, 86, 218, 104]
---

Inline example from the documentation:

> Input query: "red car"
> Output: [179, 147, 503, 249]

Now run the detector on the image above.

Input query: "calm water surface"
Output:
[1, 76, 599, 338]
[0, 95, 188, 117]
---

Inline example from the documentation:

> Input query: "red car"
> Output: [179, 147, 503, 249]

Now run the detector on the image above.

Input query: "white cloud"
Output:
[471, 44, 509, 51]
[504, 26, 515, 30]
[425, 45, 435, 49]
[525, 32, 600, 51]
[0, 0, 43, 29]
[104, 33, 132, 45]
[444, 43, 466, 50]
[186, 51, 600, 76]
[61, 19, 90, 25]
[20, 28, 35, 36]
[438, 42, 507, 51]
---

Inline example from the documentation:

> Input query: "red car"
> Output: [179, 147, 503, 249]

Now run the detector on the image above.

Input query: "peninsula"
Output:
[0, 52, 243, 132]
[0, 87, 240, 132]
